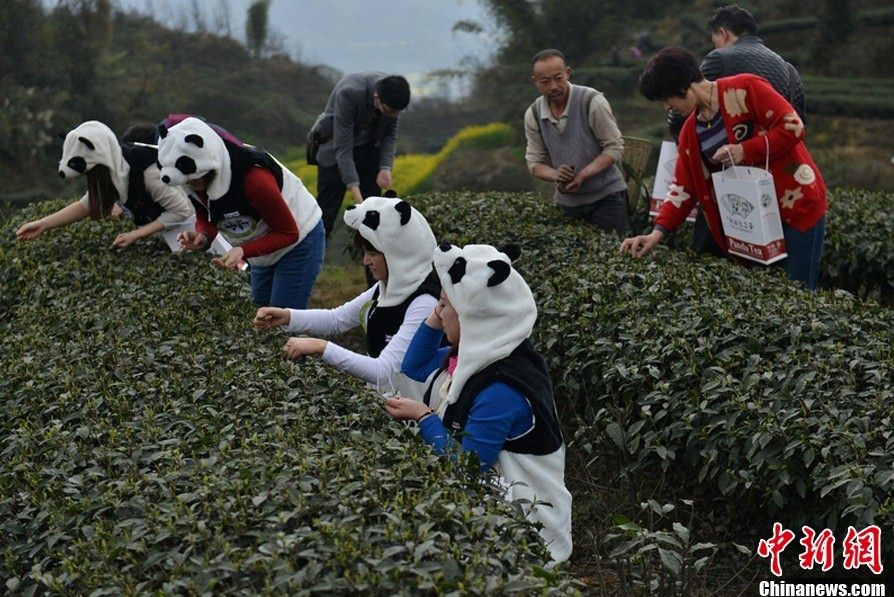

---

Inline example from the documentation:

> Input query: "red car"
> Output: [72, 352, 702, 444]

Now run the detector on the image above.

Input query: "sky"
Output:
[116, 0, 496, 95]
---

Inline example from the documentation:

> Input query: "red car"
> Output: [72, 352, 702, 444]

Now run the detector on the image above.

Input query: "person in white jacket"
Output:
[253, 196, 439, 390]
[384, 243, 573, 564]
[16, 120, 194, 248]
[156, 117, 324, 309]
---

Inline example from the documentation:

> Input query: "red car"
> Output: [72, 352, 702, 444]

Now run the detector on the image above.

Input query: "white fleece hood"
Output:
[58, 121, 130, 200]
[156, 116, 232, 199]
[433, 243, 536, 406]
[344, 196, 437, 307]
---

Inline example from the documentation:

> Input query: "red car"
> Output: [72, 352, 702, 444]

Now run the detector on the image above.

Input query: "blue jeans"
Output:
[250, 220, 325, 308]
[780, 216, 825, 291]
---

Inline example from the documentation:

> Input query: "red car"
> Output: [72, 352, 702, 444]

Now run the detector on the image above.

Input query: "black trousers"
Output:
[691, 209, 726, 257]
[316, 143, 382, 237]
[559, 190, 631, 235]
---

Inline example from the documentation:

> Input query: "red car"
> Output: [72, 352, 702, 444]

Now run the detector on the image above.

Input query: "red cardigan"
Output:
[655, 74, 827, 251]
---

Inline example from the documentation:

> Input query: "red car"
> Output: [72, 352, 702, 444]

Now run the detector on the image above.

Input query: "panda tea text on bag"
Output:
[711, 139, 787, 264]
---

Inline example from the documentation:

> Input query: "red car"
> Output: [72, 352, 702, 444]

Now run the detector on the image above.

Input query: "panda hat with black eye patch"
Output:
[156, 116, 232, 198]
[343, 196, 437, 308]
[59, 120, 130, 199]
[433, 243, 536, 406]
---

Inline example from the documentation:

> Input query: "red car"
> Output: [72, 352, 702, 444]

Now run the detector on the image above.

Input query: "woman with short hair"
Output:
[620, 47, 827, 289]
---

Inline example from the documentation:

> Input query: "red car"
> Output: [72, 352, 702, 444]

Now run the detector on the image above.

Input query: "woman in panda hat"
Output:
[253, 195, 440, 391]
[384, 244, 572, 564]
[15, 120, 194, 248]
[156, 117, 325, 309]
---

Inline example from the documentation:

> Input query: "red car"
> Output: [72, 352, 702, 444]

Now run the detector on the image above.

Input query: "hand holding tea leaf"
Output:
[556, 164, 575, 184]
[177, 230, 209, 252]
[254, 307, 290, 329]
[283, 337, 327, 359]
[384, 396, 432, 422]
[555, 164, 576, 192]
[15, 220, 46, 240]
[112, 231, 138, 248]
[212, 246, 245, 271]
[620, 229, 665, 258]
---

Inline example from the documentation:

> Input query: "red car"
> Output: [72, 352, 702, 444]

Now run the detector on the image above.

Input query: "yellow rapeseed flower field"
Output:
[284, 123, 513, 202]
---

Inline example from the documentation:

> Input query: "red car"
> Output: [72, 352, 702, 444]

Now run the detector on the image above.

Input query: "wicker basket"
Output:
[621, 135, 655, 215]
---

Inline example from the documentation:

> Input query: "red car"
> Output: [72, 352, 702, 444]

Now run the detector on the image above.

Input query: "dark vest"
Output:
[535, 84, 626, 205]
[188, 141, 284, 224]
[440, 339, 564, 456]
[366, 269, 440, 358]
[120, 143, 163, 226]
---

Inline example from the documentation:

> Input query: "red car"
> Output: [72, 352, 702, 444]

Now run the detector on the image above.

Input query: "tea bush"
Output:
[630, 186, 894, 303]
[411, 191, 893, 541]
[820, 187, 894, 301]
[0, 201, 578, 594]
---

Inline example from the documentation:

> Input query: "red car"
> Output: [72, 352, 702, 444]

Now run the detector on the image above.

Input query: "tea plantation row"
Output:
[630, 187, 894, 303]
[412, 191, 893, 542]
[0, 202, 577, 594]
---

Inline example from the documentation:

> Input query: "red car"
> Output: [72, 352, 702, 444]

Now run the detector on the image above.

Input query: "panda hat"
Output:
[433, 243, 536, 406]
[58, 120, 130, 200]
[156, 116, 232, 199]
[343, 196, 437, 308]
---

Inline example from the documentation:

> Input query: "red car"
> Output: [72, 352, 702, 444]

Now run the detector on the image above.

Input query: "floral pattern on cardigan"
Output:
[655, 74, 827, 252]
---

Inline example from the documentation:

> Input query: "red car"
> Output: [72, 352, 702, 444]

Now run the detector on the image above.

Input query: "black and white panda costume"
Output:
[281, 196, 439, 388]
[156, 117, 322, 268]
[405, 244, 572, 563]
[58, 120, 194, 244]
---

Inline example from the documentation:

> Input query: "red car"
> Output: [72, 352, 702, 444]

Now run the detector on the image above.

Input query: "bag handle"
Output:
[721, 134, 770, 177]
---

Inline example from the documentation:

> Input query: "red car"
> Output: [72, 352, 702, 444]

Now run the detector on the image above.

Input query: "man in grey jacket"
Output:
[311, 72, 410, 237]
[668, 4, 806, 255]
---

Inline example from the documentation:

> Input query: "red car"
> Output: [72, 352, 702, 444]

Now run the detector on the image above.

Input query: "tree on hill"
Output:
[246, 0, 270, 59]
[0, 0, 333, 196]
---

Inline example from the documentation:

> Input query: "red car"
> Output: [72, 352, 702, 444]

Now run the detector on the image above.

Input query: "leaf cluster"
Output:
[629, 186, 894, 304]
[411, 190, 894, 546]
[0, 201, 577, 595]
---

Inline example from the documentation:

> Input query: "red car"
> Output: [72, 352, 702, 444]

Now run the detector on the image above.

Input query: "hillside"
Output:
[3, 0, 893, 200]
[0, 1, 334, 197]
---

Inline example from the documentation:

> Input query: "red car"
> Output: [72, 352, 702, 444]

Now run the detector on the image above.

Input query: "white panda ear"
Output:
[486, 260, 511, 287]
[77, 136, 95, 151]
[157, 123, 168, 139]
[395, 200, 411, 225]
[185, 134, 204, 148]
[498, 244, 521, 262]
[447, 256, 466, 284]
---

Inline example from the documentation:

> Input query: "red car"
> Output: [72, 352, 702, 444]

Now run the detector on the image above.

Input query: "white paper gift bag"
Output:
[650, 141, 697, 223]
[711, 139, 787, 264]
